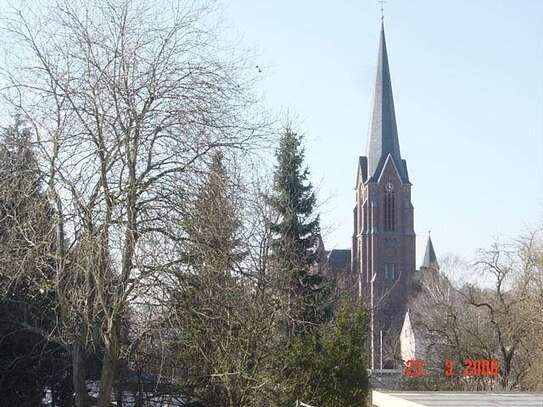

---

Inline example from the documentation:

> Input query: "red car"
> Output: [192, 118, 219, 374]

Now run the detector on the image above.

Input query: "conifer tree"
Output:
[269, 128, 319, 264]
[267, 129, 367, 404]
[171, 152, 251, 405]
[0, 118, 70, 404]
[185, 151, 244, 272]
[268, 127, 329, 329]
[286, 303, 369, 406]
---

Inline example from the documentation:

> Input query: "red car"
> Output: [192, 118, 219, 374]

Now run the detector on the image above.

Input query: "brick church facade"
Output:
[352, 22, 415, 370]
[323, 23, 439, 369]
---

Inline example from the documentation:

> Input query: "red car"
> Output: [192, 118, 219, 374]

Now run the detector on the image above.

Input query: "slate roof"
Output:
[365, 23, 409, 184]
[421, 235, 439, 270]
[357, 156, 368, 184]
[326, 249, 351, 272]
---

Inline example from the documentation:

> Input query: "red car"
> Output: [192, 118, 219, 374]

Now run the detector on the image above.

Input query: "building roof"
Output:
[420, 235, 439, 270]
[326, 249, 351, 272]
[357, 156, 368, 184]
[365, 23, 409, 184]
[372, 391, 543, 407]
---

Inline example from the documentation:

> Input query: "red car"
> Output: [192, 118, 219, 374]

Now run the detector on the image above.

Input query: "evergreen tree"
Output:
[269, 128, 319, 266]
[268, 127, 328, 328]
[171, 152, 250, 405]
[0, 117, 71, 405]
[185, 151, 244, 272]
[285, 303, 369, 406]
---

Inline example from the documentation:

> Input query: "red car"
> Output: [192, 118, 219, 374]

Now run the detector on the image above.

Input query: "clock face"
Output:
[386, 182, 394, 192]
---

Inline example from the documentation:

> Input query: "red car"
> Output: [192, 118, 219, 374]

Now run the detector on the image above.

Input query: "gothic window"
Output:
[384, 190, 395, 231]
[384, 263, 396, 280]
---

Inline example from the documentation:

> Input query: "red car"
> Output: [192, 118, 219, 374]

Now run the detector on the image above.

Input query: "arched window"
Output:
[384, 263, 396, 280]
[384, 191, 395, 231]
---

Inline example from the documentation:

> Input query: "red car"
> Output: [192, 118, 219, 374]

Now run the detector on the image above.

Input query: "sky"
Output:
[221, 0, 543, 263]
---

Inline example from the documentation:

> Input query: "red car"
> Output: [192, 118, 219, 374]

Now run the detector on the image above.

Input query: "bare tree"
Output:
[1, 0, 268, 404]
[409, 229, 543, 391]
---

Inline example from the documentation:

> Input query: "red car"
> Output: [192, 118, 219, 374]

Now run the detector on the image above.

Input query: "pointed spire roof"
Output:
[366, 23, 408, 183]
[421, 234, 439, 271]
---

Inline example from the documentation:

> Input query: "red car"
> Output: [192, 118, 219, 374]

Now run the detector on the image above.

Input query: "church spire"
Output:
[420, 233, 439, 271]
[366, 23, 408, 183]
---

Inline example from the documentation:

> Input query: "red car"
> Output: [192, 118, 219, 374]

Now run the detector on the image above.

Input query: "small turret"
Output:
[420, 233, 439, 272]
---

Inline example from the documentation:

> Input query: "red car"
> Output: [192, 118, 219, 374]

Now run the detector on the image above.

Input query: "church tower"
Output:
[352, 23, 416, 369]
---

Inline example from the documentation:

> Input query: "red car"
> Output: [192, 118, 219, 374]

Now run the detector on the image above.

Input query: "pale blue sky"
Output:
[226, 1, 542, 263]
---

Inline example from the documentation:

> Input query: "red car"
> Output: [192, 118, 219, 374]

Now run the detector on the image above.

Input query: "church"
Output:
[324, 22, 440, 370]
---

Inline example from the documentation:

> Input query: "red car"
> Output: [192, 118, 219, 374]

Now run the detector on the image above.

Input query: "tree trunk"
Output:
[135, 373, 144, 407]
[501, 349, 514, 389]
[115, 360, 125, 407]
[59, 371, 74, 407]
[97, 332, 119, 407]
[73, 342, 88, 407]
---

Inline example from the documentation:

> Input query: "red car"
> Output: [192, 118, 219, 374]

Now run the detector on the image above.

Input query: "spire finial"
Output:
[379, 0, 386, 22]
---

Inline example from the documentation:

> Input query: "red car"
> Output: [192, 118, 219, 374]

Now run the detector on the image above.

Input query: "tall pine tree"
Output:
[268, 131, 368, 404]
[268, 127, 329, 329]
